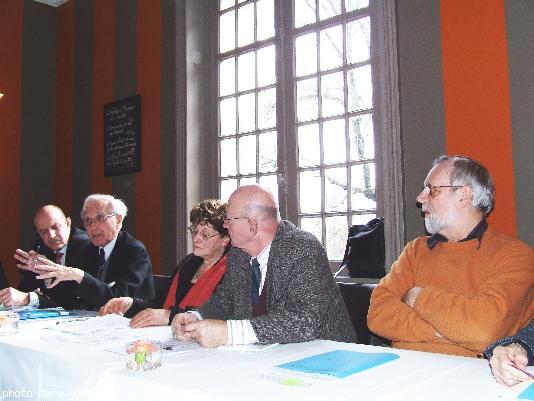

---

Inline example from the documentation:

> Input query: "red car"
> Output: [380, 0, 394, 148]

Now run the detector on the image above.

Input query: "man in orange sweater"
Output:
[368, 155, 534, 357]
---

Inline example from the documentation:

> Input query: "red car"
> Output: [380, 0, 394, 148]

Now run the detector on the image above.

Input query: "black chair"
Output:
[0, 260, 8, 290]
[337, 282, 390, 346]
[153, 274, 172, 306]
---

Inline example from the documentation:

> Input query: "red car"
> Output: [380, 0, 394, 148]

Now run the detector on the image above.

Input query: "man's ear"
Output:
[248, 219, 258, 234]
[116, 214, 123, 227]
[65, 217, 71, 228]
[458, 186, 473, 208]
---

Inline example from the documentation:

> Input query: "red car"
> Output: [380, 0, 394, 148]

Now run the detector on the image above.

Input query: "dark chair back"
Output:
[153, 274, 172, 306]
[337, 282, 390, 346]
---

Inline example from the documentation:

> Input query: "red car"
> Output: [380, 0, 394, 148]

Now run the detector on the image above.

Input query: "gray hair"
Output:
[433, 155, 495, 215]
[81, 194, 128, 218]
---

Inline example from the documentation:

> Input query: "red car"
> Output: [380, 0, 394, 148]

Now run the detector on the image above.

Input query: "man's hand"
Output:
[130, 308, 170, 328]
[489, 344, 531, 386]
[99, 297, 133, 316]
[34, 257, 84, 287]
[183, 320, 228, 348]
[14, 249, 43, 273]
[0, 287, 30, 307]
[171, 313, 199, 341]
[402, 286, 423, 308]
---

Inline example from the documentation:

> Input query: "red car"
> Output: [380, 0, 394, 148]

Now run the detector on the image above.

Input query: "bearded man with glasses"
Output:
[16, 194, 154, 310]
[368, 155, 533, 358]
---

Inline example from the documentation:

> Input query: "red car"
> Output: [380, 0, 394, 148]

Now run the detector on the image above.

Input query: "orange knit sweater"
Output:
[368, 227, 534, 357]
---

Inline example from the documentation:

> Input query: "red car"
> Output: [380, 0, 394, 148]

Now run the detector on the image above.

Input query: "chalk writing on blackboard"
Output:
[103, 95, 141, 176]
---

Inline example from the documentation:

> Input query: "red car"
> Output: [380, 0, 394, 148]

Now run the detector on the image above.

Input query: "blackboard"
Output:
[103, 95, 141, 176]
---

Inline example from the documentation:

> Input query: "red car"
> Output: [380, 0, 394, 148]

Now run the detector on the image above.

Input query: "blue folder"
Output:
[277, 350, 400, 378]
[518, 383, 534, 400]
[17, 309, 70, 321]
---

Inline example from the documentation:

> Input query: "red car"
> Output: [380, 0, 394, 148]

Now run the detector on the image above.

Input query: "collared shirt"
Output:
[253, 243, 271, 295]
[101, 237, 118, 262]
[426, 218, 488, 250]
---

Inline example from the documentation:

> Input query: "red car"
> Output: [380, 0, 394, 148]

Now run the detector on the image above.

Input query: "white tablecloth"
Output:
[0, 316, 522, 401]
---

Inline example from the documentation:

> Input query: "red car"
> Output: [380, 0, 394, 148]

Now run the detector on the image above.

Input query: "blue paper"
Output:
[518, 383, 534, 400]
[17, 309, 69, 320]
[277, 350, 399, 378]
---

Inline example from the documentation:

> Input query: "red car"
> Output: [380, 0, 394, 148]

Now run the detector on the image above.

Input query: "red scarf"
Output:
[162, 255, 226, 310]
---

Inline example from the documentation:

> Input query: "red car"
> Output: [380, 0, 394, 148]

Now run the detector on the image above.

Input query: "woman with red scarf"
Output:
[99, 199, 229, 328]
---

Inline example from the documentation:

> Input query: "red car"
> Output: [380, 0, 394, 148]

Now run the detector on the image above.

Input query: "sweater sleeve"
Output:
[484, 321, 534, 365]
[368, 240, 441, 343]
[414, 243, 534, 352]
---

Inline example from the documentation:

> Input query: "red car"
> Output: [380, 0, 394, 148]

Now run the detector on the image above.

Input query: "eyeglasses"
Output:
[82, 214, 116, 226]
[223, 216, 252, 224]
[422, 184, 464, 198]
[188, 226, 220, 241]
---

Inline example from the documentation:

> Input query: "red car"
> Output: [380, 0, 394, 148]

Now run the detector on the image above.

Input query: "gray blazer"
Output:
[199, 220, 357, 344]
[484, 321, 534, 365]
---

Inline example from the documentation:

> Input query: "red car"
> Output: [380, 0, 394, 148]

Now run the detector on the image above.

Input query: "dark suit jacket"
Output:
[0, 261, 8, 290]
[74, 230, 155, 310]
[18, 226, 91, 308]
[199, 220, 357, 344]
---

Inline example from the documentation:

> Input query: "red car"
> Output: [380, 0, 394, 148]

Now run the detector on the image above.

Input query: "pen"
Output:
[512, 364, 534, 379]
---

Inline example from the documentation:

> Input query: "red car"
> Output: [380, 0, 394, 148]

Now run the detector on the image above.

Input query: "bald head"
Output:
[229, 185, 280, 223]
[34, 205, 71, 251]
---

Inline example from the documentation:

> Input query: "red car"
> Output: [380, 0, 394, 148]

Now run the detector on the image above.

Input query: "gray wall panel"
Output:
[113, 0, 137, 233]
[505, 0, 534, 246]
[396, 0, 446, 243]
[20, 0, 57, 246]
[72, 0, 93, 217]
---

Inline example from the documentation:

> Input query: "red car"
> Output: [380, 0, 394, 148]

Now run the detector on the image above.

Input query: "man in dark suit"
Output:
[2, 205, 90, 308]
[27, 194, 154, 310]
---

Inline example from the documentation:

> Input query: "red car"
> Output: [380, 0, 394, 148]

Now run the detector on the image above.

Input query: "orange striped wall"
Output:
[441, 0, 516, 237]
[0, 1, 23, 286]
[55, 0, 75, 215]
[135, 0, 162, 273]
[91, 0, 114, 195]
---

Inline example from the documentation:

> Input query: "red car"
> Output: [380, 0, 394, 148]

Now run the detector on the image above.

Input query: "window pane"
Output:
[325, 215, 347, 260]
[220, 178, 237, 201]
[259, 174, 278, 201]
[220, 0, 234, 11]
[258, 88, 276, 129]
[239, 134, 257, 174]
[346, 0, 369, 12]
[220, 138, 237, 177]
[299, 170, 322, 213]
[351, 213, 375, 225]
[320, 25, 343, 72]
[238, 93, 255, 133]
[321, 72, 344, 117]
[257, 45, 276, 87]
[295, 33, 317, 77]
[323, 118, 346, 164]
[300, 217, 322, 241]
[351, 163, 376, 210]
[259, 130, 277, 172]
[349, 113, 374, 160]
[240, 176, 257, 186]
[220, 97, 236, 136]
[294, 0, 316, 28]
[347, 65, 372, 112]
[219, 57, 235, 96]
[325, 167, 347, 212]
[347, 17, 370, 65]
[238, 3, 254, 47]
[238, 51, 255, 92]
[257, 0, 275, 41]
[319, 0, 342, 20]
[220, 10, 235, 53]
[298, 123, 320, 167]
[296, 78, 318, 122]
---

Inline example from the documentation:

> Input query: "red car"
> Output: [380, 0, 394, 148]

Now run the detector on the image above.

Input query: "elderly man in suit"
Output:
[17, 194, 154, 310]
[1, 205, 90, 308]
[171, 184, 356, 347]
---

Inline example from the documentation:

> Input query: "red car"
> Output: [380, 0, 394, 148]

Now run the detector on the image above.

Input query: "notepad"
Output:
[277, 350, 399, 378]
[518, 383, 534, 400]
[17, 309, 70, 321]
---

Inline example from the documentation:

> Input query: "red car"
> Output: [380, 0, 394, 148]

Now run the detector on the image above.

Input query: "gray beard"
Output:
[424, 213, 444, 235]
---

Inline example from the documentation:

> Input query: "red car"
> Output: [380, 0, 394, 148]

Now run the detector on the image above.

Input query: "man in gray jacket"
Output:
[172, 184, 356, 347]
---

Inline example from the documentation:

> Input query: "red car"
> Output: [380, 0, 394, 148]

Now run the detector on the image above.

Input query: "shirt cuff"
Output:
[28, 291, 40, 308]
[186, 310, 203, 321]
[226, 319, 258, 345]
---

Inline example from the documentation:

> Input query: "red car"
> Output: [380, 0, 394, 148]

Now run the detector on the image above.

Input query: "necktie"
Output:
[97, 248, 106, 279]
[251, 258, 261, 305]
[55, 251, 64, 264]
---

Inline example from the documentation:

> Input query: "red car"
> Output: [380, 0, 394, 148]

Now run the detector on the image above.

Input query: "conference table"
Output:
[0, 313, 527, 401]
